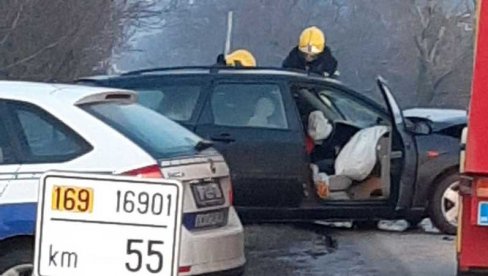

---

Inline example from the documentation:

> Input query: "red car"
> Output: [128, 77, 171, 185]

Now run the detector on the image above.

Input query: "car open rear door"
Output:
[194, 79, 309, 210]
[377, 77, 418, 210]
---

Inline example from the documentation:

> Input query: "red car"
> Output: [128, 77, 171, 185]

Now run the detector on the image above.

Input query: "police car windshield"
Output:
[82, 102, 202, 159]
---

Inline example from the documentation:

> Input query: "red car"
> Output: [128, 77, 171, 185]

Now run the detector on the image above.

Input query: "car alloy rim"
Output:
[2, 264, 33, 276]
[441, 180, 460, 227]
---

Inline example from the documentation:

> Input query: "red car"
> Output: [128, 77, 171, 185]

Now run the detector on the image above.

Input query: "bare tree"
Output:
[411, 0, 475, 105]
[0, 0, 161, 82]
[112, 0, 475, 109]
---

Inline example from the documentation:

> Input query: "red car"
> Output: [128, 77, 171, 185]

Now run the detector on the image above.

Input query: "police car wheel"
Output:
[2, 264, 33, 276]
[0, 240, 34, 276]
[429, 173, 460, 235]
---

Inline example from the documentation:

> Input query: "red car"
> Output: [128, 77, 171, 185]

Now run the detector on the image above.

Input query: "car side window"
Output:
[134, 85, 201, 121]
[210, 83, 289, 130]
[0, 117, 16, 165]
[6, 101, 92, 163]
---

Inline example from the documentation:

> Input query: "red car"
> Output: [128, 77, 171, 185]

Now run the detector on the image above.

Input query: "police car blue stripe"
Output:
[0, 202, 36, 240]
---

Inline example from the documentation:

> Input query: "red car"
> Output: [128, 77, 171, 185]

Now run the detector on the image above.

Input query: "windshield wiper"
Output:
[194, 139, 214, 151]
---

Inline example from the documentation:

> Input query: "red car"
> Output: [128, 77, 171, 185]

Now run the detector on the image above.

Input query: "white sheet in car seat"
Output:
[308, 111, 333, 144]
[334, 126, 389, 181]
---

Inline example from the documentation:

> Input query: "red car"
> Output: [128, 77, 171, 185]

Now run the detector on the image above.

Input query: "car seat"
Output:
[248, 97, 276, 127]
[327, 126, 389, 200]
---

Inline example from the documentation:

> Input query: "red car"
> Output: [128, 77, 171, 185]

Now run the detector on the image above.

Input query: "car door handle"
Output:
[391, 151, 403, 159]
[210, 134, 235, 143]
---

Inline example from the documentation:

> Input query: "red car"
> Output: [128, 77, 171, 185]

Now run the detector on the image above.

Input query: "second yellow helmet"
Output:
[225, 49, 257, 67]
[298, 26, 326, 55]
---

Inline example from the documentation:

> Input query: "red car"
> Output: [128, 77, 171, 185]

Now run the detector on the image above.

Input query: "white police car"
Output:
[0, 81, 245, 276]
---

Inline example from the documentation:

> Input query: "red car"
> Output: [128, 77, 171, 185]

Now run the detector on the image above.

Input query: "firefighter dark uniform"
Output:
[282, 26, 338, 77]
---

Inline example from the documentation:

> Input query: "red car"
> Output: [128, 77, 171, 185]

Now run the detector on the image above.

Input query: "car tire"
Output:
[0, 239, 34, 276]
[429, 172, 460, 235]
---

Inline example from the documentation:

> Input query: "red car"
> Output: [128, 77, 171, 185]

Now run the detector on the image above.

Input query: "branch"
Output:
[0, 34, 70, 70]
[331, 0, 347, 23]
[428, 26, 446, 63]
[45, 50, 74, 82]
[451, 0, 465, 16]
[414, 34, 428, 58]
[416, 5, 428, 29]
[433, 52, 471, 90]
[433, 69, 454, 90]
[415, 4, 434, 53]
[0, 2, 25, 46]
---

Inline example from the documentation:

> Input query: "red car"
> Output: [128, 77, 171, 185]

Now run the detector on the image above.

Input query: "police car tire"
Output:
[0, 239, 34, 275]
[429, 173, 460, 235]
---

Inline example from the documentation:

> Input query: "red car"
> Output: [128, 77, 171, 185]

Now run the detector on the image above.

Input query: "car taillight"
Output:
[122, 165, 163, 178]
[179, 266, 191, 273]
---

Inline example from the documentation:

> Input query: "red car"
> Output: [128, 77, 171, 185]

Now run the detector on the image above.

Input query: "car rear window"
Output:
[82, 102, 202, 159]
[125, 84, 201, 122]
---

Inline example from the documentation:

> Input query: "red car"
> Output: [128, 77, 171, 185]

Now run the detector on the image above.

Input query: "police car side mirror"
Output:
[0, 147, 4, 163]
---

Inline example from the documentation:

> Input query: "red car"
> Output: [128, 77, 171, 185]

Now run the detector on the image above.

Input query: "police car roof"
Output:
[0, 81, 135, 105]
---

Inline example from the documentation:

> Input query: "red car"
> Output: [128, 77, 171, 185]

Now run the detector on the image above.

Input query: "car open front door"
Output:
[377, 77, 418, 210]
[194, 80, 309, 210]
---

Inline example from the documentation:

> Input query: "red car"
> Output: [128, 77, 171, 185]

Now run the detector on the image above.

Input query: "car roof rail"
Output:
[118, 65, 315, 76]
[77, 66, 345, 86]
[84, 66, 343, 84]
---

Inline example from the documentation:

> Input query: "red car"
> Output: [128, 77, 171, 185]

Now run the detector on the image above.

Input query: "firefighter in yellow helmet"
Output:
[282, 26, 337, 77]
[215, 49, 257, 67]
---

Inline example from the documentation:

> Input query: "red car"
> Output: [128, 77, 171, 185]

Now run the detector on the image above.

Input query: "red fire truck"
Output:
[457, 0, 488, 274]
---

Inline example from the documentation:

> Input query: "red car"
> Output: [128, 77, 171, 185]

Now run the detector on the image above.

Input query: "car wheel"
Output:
[429, 173, 460, 235]
[0, 240, 34, 276]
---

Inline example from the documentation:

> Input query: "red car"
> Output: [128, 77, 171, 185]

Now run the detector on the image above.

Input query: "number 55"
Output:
[126, 239, 164, 273]
[147, 241, 164, 273]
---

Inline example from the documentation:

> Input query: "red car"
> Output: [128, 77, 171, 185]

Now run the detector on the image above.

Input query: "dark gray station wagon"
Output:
[78, 67, 464, 234]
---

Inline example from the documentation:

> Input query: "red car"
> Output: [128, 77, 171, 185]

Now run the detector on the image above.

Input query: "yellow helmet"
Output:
[225, 49, 256, 67]
[298, 26, 326, 55]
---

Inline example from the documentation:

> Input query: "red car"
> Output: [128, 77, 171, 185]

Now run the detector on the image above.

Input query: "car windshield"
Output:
[318, 90, 388, 128]
[82, 102, 202, 159]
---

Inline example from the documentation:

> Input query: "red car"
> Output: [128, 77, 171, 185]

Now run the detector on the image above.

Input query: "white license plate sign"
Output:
[34, 172, 183, 276]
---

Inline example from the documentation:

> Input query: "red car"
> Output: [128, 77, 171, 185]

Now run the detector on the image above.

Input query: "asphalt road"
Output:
[242, 223, 456, 276]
